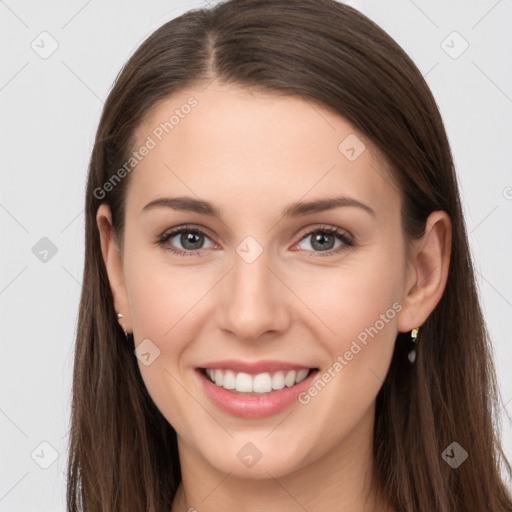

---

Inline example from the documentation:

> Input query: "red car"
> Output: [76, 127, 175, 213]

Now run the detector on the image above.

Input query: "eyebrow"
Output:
[141, 195, 376, 219]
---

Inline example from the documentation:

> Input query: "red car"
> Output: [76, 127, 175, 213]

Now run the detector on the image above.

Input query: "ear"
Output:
[397, 210, 452, 333]
[96, 204, 131, 334]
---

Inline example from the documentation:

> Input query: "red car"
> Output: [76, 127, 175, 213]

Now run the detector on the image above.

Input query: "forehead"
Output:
[128, 83, 400, 223]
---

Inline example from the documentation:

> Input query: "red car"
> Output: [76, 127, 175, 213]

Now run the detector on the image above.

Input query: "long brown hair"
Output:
[67, 0, 512, 510]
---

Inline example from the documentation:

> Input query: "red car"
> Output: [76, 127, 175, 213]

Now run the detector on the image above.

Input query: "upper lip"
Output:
[198, 359, 315, 375]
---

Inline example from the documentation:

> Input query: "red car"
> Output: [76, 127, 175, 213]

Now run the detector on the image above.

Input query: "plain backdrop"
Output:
[1, 0, 511, 510]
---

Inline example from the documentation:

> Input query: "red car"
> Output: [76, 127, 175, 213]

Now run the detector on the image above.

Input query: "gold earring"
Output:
[116, 312, 130, 339]
[408, 327, 419, 363]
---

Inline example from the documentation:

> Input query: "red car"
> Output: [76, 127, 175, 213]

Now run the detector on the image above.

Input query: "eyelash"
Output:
[156, 224, 354, 258]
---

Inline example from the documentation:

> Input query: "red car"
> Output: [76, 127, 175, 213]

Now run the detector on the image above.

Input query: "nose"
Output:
[215, 249, 291, 341]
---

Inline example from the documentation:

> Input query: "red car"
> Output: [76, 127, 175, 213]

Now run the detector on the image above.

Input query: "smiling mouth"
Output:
[199, 367, 319, 395]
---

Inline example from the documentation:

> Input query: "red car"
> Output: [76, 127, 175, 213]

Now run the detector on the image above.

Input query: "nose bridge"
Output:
[232, 246, 273, 298]
[216, 240, 289, 339]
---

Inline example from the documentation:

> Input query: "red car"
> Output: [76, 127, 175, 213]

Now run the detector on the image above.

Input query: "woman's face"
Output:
[100, 82, 419, 478]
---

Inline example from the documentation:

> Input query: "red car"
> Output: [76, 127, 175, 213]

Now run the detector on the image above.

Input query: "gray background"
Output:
[1, 0, 511, 510]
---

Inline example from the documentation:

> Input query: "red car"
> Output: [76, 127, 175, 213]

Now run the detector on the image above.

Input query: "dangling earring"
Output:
[408, 327, 419, 363]
[116, 312, 130, 339]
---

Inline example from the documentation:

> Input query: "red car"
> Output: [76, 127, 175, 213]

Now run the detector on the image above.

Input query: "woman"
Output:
[67, 0, 512, 510]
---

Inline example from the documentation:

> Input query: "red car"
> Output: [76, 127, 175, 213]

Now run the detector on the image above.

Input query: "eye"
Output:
[293, 225, 354, 257]
[157, 225, 217, 256]
[157, 224, 354, 257]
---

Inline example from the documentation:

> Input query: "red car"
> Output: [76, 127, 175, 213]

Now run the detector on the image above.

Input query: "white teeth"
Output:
[214, 369, 224, 386]
[253, 372, 272, 393]
[284, 370, 296, 387]
[223, 370, 236, 390]
[235, 372, 253, 392]
[205, 368, 312, 393]
[295, 368, 309, 384]
[271, 371, 285, 390]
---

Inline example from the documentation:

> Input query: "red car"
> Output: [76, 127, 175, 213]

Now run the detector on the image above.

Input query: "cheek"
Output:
[307, 255, 403, 343]
[301, 248, 404, 389]
[123, 256, 211, 430]
[292, 267, 402, 442]
[124, 248, 209, 344]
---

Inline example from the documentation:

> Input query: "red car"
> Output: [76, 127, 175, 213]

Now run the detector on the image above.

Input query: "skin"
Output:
[97, 81, 451, 512]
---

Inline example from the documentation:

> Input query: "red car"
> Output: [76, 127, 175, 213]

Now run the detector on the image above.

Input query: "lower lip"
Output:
[196, 369, 318, 418]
